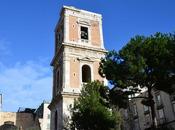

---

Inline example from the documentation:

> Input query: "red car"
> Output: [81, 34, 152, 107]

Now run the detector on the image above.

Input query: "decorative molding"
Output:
[63, 42, 107, 53]
[77, 57, 94, 62]
[77, 19, 91, 26]
[63, 6, 102, 19]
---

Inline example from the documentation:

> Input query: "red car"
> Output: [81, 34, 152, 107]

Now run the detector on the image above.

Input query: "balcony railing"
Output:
[157, 118, 166, 125]
[144, 109, 150, 115]
[156, 102, 164, 109]
[133, 113, 138, 119]
[81, 39, 89, 43]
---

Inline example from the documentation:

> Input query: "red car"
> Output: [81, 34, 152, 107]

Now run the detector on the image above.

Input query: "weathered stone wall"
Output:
[0, 112, 16, 126]
[0, 112, 39, 130]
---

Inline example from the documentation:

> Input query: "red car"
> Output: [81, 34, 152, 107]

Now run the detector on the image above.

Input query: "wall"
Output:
[91, 20, 101, 46]
[42, 103, 51, 130]
[70, 57, 80, 88]
[69, 15, 78, 42]
[126, 91, 175, 130]
[0, 112, 39, 130]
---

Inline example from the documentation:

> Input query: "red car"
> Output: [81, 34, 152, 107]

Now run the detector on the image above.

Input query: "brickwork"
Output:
[69, 15, 78, 42]
[70, 57, 80, 88]
[91, 21, 101, 46]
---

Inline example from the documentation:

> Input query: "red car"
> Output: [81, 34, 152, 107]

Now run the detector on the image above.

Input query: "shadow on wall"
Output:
[16, 108, 41, 130]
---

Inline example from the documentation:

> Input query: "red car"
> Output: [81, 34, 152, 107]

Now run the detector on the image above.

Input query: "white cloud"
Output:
[0, 60, 52, 112]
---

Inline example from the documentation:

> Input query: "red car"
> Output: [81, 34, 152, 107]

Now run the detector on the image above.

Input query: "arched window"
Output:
[82, 65, 91, 82]
[55, 111, 57, 130]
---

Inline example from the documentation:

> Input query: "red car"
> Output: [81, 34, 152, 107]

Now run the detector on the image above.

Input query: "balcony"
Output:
[144, 122, 151, 129]
[133, 113, 138, 119]
[81, 39, 89, 43]
[157, 118, 166, 125]
[144, 109, 150, 115]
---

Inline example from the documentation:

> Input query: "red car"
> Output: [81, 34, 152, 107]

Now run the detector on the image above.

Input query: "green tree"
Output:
[99, 32, 175, 129]
[70, 81, 122, 130]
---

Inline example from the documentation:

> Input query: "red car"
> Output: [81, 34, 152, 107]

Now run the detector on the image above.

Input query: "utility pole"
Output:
[0, 94, 2, 111]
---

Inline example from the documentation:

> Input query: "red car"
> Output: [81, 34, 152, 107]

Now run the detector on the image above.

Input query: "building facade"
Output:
[123, 90, 175, 130]
[0, 102, 51, 130]
[35, 101, 51, 130]
[49, 6, 107, 130]
[0, 111, 40, 130]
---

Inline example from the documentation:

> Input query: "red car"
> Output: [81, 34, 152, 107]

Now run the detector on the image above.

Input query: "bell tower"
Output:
[49, 6, 107, 130]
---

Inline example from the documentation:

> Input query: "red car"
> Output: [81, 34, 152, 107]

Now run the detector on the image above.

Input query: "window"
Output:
[157, 109, 166, 125]
[156, 94, 162, 106]
[134, 119, 140, 130]
[143, 105, 150, 115]
[47, 114, 50, 119]
[158, 109, 164, 119]
[124, 109, 128, 119]
[81, 26, 88, 40]
[133, 104, 138, 116]
[144, 105, 149, 112]
[156, 95, 161, 102]
[56, 25, 64, 45]
[145, 114, 151, 128]
[82, 65, 91, 82]
[55, 111, 57, 130]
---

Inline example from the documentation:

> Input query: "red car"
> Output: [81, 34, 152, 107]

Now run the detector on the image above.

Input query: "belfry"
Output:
[49, 6, 107, 130]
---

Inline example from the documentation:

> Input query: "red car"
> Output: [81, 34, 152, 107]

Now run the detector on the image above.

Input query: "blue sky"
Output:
[0, 0, 175, 111]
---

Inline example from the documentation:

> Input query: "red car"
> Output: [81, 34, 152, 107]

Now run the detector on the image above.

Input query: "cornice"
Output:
[50, 42, 107, 66]
[48, 92, 80, 110]
[63, 42, 107, 53]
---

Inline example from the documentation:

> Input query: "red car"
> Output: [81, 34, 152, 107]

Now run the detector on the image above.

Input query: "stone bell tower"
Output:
[49, 6, 107, 130]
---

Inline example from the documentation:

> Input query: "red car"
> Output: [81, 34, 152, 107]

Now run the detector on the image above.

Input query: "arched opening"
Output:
[55, 111, 57, 130]
[82, 65, 91, 83]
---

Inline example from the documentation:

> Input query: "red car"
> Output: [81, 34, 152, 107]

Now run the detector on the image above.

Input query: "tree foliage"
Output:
[70, 81, 122, 130]
[100, 33, 175, 92]
[99, 32, 175, 128]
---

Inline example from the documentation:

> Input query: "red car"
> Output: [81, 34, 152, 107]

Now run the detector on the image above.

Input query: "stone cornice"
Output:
[48, 94, 62, 110]
[63, 42, 107, 53]
[48, 92, 80, 110]
[50, 42, 107, 66]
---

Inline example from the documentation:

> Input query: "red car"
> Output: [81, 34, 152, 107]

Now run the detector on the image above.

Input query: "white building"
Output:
[36, 101, 51, 130]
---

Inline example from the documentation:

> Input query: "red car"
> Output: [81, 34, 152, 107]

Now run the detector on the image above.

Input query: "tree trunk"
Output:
[148, 87, 157, 129]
